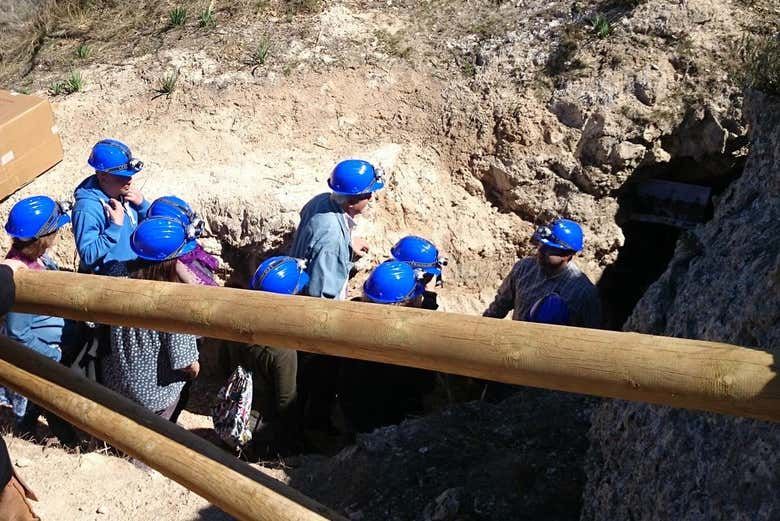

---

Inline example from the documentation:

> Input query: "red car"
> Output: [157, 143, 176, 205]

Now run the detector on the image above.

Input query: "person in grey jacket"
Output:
[288, 159, 384, 434]
[288, 159, 384, 299]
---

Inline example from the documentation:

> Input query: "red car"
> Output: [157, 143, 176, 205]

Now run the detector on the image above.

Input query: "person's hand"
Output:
[0, 259, 27, 272]
[106, 199, 125, 226]
[123, 187, 144, 206]
[352, 237, 370, 258]
[181, 361, 200, 380]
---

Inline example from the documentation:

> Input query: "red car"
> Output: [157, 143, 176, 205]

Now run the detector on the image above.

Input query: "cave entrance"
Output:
[598, 152, 745, 330]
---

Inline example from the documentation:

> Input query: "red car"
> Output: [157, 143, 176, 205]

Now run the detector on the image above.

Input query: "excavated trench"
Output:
[186, 108, 752, 451]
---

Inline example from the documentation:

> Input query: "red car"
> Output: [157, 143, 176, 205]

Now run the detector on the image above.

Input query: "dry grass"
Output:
[738, 31, 780, 96]
[0, 0, 329, 86]
[0, 1, 204, 84]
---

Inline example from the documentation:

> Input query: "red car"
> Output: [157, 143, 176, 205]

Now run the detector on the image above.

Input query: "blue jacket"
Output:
[288, 193, 352, 299]
[4, 256, 63, 362]
[72, 175, 150, 274]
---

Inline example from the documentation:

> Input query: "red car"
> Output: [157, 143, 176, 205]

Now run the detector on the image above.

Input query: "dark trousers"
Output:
[339, 359, 435, 433]
[17, 404, 79, 447]
[297, 353, 340, 432]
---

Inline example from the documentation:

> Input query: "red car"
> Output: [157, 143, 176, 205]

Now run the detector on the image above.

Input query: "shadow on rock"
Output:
[286, 388, 599, 520]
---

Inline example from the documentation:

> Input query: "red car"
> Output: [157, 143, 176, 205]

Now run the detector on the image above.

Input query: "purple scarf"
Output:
[178, 245, 219, 286]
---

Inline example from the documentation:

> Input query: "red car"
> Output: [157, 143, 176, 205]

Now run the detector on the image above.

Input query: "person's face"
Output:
[344, 193, 373, 217]
[536, 245, 572, 273]
[97, 172, 133, 199]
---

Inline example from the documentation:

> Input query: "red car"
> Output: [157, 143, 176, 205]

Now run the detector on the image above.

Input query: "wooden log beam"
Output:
[0, 335, 343, 521]
[12, 269, 780, 422]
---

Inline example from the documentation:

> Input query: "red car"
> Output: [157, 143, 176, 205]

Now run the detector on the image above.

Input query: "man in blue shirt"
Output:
[288, 159, 384, 435]
[288, 158, 384, 299]
[71, 139, 150, 276]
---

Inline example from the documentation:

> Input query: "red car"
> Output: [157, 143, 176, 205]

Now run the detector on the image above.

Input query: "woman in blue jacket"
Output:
[0, 196, 71, 432]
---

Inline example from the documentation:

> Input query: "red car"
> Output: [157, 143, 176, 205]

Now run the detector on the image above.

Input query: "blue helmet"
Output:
[327, 159, 385, 196]
[5, 196, 71, 241]
[88, 139, 143, 177]
[531, 219, 584, 253]
[149, 196, 205, 237]
[130, 217, 197, 261]
[390, 235, 445, 278]
[250, 256, 310, 295]
[526, 293, 570, 325]
[363, 261, 424, 305]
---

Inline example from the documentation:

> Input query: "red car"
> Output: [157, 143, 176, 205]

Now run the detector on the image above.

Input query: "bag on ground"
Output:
[212, 365, 253, 450]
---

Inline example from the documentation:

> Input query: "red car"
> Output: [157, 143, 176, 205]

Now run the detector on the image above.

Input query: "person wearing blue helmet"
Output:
[0, 196, 76, 436]
[99, 217, 200, 421]
[339, 261, 436, 433]
[219, 256, 309, 459]
[146, 196, 219, 423]
[289, 158, 385, 300]
[483, 218, 600, 329]
[390, 235, 447, 310]
[362, 260, 425, 305]
[288, 159, 384, 435]
[390, 235, 444, 282]
[148, 196, 218, 286]
[71, 138, 150, 276]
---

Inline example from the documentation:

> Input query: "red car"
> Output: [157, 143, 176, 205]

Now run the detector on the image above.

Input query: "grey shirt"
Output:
[288, 193, 353, 299]
[101, 327, 198, 413]
[483, 257, 602, 328]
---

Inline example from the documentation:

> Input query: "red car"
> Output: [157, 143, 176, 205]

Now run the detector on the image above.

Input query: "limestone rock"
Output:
[549, 97, 588, 129]
[582, 91, 780, 521]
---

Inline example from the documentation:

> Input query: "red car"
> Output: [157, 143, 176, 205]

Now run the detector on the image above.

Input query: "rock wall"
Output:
[582, 90, 780, 521]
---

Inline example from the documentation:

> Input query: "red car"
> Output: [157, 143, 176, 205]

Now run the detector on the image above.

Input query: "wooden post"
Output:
[11, 270, 780, 422]
[0, 335, 344, 521]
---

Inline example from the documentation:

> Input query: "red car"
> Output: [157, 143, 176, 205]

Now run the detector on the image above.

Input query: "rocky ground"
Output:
[0, 0, 777, 520]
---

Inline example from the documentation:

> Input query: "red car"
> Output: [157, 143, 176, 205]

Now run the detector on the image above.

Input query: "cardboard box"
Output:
[0, 90, 63, 201]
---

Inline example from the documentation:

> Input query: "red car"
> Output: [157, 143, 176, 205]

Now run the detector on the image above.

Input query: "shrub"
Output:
[739, 32, 780, 96]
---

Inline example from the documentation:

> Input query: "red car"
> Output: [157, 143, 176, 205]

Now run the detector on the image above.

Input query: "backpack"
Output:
[212, 365, 254, 450]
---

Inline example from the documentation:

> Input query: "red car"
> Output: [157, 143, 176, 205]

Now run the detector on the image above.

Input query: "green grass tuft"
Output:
[198, 5, 216, 28]
[75, 43, 90, 59]
[49, 81, 65, 96]
[251, 37, 271, 66]
[64, 70, 83, 92]
[157, 69, 179, 96]
[591, 15, 612, 39]
[169, 7, 187, 26]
